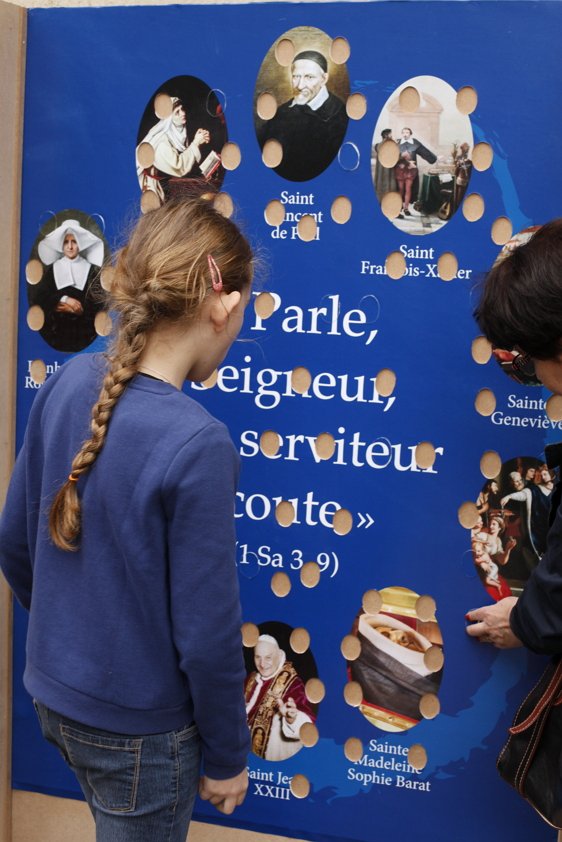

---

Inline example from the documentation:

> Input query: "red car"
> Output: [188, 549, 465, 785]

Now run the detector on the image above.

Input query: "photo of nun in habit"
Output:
[137, 97, 212, 203]
[136, 77, 228, 205]
[28, 219, 105, 353]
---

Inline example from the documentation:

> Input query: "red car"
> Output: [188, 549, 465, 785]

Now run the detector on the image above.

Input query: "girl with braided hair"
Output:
[0, 196, 254, 840]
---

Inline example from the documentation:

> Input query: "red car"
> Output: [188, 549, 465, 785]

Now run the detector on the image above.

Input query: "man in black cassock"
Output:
[258, 50, 348, 182]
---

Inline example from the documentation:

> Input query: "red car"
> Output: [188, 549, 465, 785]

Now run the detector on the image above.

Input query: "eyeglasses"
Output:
[492, 346, 542, 387]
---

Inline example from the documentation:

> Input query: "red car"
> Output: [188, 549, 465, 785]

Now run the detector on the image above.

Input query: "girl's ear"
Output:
[209, 290, 242, 330]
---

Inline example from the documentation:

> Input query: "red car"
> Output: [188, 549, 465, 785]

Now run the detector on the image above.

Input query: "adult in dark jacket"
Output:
[466, 220, 562, 651]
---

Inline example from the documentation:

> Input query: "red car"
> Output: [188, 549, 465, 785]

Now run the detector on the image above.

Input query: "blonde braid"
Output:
[49, 329, 148, 551]
[49, 194, 254, 552]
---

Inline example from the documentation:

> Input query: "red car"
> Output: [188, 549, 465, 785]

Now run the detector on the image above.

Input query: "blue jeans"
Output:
[33, 701, 201, 842]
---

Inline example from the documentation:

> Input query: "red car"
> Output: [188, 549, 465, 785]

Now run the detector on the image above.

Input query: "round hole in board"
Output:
[463, 193, 485, 222]
[346, 93, 367, 120]
[376, 368, 396, 397]
[262, 140, 283, 169]
[297, 214, 317, 242]
[331, 196, 352, 225]
[256, 91, 278, 121]
[241, 622, 259, 647]
[29, 359, 47, 385]
[94, 311, 112, 337]
[330, 36, 350, 64]
[254, 291, 277, 319]
[314, 433, 336, 460]
[136, 141, 155, 169]
[264, 200, 285, 227]
[456, 85, 478, 115]
[419, 693, 441, 720]
[491, 216, 513, 246]
[414, 442, 436, 470]
[362, 590, 382, 615]
[275, 38, 295, 66]
[140, 190, 161, 214]
[260, 430, 281, 457]
[437, 252, 458, 282]
[341, 634, 361, 660]
[423, 646, 444, 673]
[271, 571, 291, 597]
[214, 192, 234, 219]
[480, 450, 502, 479]
[377, 139, 400, 168]
[458, 501, 480, 529]
[25, 259, 44, 284]
[475, 388, 496, 416]
[344, 681, 363, 707]
[381, 191, 402, 220]
[305, 677, 325, 704]
[300, 722, 319, 748]
[290, 774, 310, 799]
[385, 251, 406, 279]
[154, 93, 173, 119]
[408, 744, 428, 771]
[344, 737, 363, 762]
[27, 305, 45, 331]
[290, 627, 310, 654]
[399, 85, 420, 113]
[471, 335, 492, 364]
[415, 595, 436, 622]
[292, 366, 312, 394]
[333, 508, 353, 536]
[472, 142, 493, 171]
[275, 500, 295, 527]
[221, 142, 241, 171]
[300, 561, 321, 588]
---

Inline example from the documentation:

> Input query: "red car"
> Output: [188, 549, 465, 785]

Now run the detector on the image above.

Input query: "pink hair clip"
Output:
[207, 254, 223, 292]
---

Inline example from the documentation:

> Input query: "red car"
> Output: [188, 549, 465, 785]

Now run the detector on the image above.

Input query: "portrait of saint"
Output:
[244, 623, 317, 761]
[255, 27, 350, 182]
[136, 75, 227, 205]
[27, 212, 107, 353]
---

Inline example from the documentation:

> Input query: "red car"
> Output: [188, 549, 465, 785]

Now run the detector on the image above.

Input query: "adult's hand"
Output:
[199, 768, 248, 815]
[465, 596, 523, 649]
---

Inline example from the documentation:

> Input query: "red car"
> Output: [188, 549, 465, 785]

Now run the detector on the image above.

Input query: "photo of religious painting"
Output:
[372, 75, 473, 235]
[254, 26, 350, 182]
[136, 75, 227, 207]
[472, 457, 554, 599]
[26, 210, 108, 353]
[243, 621, 318, 761]
[348, 587, 443, 732]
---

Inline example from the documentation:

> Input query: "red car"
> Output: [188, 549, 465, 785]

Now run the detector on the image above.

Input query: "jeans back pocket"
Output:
[60, 724, 142, 813]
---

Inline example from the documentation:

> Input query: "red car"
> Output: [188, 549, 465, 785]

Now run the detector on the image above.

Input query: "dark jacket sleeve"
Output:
[414, 140, 437, 165]
[510, 498, 562, 653]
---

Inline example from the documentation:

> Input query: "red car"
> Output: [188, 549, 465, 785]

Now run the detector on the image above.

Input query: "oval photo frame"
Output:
[254, 26, 350, 182]
[372, 76, 474, 236]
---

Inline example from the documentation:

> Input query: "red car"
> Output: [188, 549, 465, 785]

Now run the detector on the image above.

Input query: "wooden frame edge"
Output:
[0, 3, 27, 841]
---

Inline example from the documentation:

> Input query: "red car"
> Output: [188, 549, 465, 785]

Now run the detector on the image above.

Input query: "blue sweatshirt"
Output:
[0, 353, 250, 780]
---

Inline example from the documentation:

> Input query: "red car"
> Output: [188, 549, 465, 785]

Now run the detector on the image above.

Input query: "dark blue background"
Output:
[13, 3, 562, 840]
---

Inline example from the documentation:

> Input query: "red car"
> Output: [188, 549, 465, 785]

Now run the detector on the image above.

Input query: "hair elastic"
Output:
[207, 254, 223, 292]
[68, 474, 79, 483]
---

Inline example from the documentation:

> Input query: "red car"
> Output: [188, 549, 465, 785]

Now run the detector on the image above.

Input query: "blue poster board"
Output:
[11, 3, 562, 840]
